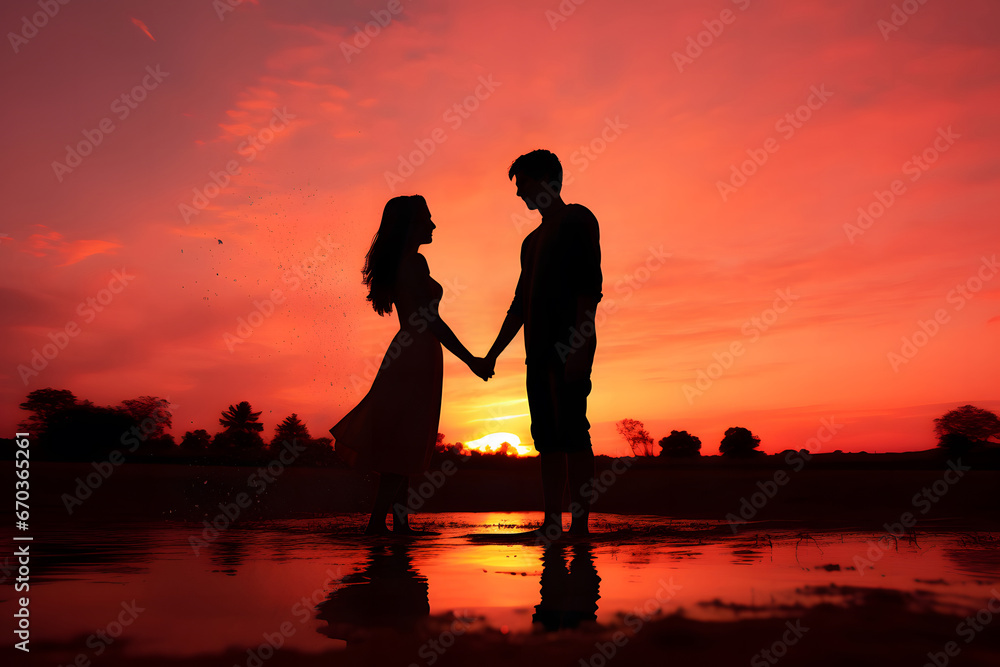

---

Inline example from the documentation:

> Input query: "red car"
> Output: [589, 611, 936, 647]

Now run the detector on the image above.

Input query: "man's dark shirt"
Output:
[507, 203, 603, 365]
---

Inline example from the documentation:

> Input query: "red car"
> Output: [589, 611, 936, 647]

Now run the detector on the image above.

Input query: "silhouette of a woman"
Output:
[331, 195, 491, 535]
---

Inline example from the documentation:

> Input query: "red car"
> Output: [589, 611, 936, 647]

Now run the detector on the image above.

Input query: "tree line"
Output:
[15, 387, 339, 465]
[12, 387, 529, 466]
[615, 404, 1000, 458]
[13, 388, 999, 464]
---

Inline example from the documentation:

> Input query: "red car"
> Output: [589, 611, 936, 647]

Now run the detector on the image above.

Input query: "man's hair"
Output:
[508, 149, 562, 191]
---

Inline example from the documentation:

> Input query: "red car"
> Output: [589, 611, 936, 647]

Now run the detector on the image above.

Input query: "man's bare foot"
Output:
[515, 522, 562, 545]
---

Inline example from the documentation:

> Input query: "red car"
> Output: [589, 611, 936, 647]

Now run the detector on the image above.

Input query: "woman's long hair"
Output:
[362, 195, 426, 315]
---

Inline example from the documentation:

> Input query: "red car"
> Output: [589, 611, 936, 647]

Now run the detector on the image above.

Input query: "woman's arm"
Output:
[403, 254, 490, 378]
[426, 305, 474, 365]
[426, 299, 494, 380]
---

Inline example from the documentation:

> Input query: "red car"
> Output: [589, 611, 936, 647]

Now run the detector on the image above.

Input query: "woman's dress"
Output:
[330, 253, 444, 476]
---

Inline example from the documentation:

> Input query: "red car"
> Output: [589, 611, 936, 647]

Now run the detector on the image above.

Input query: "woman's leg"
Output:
[391, 477, 412, 531]
[365, 472, 406, 534]
[390, 476, 441, 535]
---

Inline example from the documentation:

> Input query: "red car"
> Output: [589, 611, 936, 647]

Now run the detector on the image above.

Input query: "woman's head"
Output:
[362, 195, 433, 315]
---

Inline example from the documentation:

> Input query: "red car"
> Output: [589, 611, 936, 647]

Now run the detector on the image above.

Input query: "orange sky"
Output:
[2, 0, 999, 455]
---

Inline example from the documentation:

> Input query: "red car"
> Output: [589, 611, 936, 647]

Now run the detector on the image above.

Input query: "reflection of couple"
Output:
[315, 542, 429, 643]
[331, 150, 603, 539]
[316, 541, 599, 642]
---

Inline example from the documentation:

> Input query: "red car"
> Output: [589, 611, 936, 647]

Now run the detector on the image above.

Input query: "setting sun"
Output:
[463, 432, 534, 457]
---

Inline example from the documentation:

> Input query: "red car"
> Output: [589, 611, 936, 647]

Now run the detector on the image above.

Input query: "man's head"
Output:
[508, 149, 563, 210]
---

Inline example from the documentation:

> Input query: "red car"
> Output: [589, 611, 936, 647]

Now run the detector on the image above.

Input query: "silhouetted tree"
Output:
[18, 389, 179, 460]
[119, 396, 173, 439]
[219, 401, 264, 432]
[659, 430, 702, 458]
[18, 388, 78, 436]
[433, 434, 467, 460]
[215, 401, 265, 451]
[720, 427, 762, 458]
[42, 404, 137, 461]
[297, 436, 341, 466]
[272, 413, 310, 448]
[616, 418, 654, 456]
[938, 432, 975, 453]
[180, 429, 212, 452]
[934, 405, 1000, 447]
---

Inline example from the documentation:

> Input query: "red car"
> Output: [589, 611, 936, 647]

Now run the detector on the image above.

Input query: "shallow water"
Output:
[19, 513, 1000, 657]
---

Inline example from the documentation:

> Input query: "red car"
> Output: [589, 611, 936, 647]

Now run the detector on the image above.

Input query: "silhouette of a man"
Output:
[533, 543, 601, 631]
[486, 149, 602, 540]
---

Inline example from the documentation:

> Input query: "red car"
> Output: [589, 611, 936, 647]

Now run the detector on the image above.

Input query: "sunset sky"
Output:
[2, 0, 998, 456]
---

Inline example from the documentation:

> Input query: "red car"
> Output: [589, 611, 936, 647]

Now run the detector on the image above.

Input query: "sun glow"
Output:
[463, 432, 534, 457]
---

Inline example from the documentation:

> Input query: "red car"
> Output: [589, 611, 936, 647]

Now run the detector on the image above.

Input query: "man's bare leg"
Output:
[567, 449, 595, 534]
[538, 452, 567, 540]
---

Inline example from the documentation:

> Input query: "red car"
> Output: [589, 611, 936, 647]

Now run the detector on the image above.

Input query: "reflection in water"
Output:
[26, 517, 1000, 657]
[314, 540, 602, 640]
[209, 538, 248, 576]
[315, 541, 429, 643]
[533, 543, 601, 631]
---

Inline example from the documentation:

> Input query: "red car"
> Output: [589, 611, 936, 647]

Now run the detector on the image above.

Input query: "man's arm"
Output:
[485, 254, 526, 369]
[486, 307, 523, 365]
[563, 295, 600, 380]
[573, 206, 603, 305]
[564, 207, 602, 381]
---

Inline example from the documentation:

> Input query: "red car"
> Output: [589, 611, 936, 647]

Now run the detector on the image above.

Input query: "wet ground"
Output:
[10, 512, 1000, 665]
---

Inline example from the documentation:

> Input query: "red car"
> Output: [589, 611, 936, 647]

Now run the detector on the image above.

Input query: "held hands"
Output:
[468, 356, 496, 382]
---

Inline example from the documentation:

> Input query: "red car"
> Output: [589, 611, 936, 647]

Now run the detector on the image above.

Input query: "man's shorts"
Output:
[526, 360, 593, 454]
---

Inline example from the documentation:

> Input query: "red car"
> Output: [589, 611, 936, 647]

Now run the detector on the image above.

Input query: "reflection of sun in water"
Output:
[464, 432, 534, 457]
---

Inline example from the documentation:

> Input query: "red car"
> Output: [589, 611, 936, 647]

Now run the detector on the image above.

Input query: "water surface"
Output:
[20, 512, 1000, 658]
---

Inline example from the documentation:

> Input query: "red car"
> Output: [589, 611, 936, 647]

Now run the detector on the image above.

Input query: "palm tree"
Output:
[216, 401, 265, 450]
[219, 401, 264, 433]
